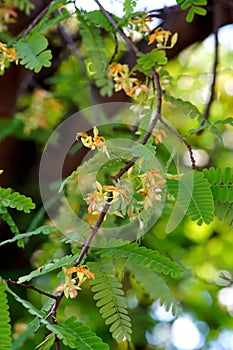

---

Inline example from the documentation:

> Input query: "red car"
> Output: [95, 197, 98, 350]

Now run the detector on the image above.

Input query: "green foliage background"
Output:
[0, 0, 233, 349]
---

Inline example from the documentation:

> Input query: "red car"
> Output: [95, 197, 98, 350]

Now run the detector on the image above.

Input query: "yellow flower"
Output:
[152, 129, 168, 144]
[65, 265, 95, 286]
[138, 169, 165, 209]
[129, 11, 152, 34]
[148, 27, 178, 49]
[54, 268, 81, 299]
[84, 181, 107, 214]
[76, 127, 109, 157]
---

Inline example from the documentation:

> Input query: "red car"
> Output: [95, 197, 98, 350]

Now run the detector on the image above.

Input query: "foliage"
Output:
[0, 279, 11, 349]
[89, 259, 132, 343]
[47, 316, 110, 349]
[16, 33, 52, 73]
[0, 0, 233, 349]
[176, 0, 207, 22]
[98, 243, 184, 278]
[78, 10, 113, 96]
[167, 171, 215, 225]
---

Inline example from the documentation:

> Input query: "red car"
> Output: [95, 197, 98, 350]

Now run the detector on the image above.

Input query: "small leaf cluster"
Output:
[176, 0, 207, 22]
[16, 33, 52, 73]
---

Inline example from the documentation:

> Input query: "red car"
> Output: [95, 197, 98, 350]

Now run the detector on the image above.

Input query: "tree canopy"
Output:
[0, 0, 233, 349]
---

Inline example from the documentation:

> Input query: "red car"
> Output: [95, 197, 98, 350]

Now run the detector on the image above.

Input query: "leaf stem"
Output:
[22, 2, 52, 39]
[6, 279, 57, 299]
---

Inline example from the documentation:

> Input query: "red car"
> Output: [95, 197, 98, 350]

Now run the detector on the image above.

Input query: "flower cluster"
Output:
[152, 128, 168, 145]
[84, 181, 130, 217]
[108, 63, 148, 99]
[0, 41, 17, 74]
[138, 169, 165, 210]
[54, 265, 95, 299]
[148, 27, 178, 49]
[128, 11, 152, 34]
[76, 126, 109, 158]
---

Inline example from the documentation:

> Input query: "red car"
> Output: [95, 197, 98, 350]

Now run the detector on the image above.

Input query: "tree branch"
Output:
[22, 2, 52, 39]
[93, 0, 139, 54]
[6, 279, 57, 299]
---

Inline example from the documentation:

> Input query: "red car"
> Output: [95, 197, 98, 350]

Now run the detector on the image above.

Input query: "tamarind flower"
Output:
[152, 129, 168, 144]
[54, 266, 94, 299]
[84, 181, 107, 214]
[128, 82, 148, 97]
[148, 27, 178, 49]
[0, 41, 18, 72]
[65, 265, 95, 286]
[129, 11, 152, 34]
[138, 169, 165, 209]
[54, 267, 81, 299]
[76, 126, 109, 158]
[108, 63, 129, 78]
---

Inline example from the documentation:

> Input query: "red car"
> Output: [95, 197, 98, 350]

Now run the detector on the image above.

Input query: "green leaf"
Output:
[180, 0, 191, 10]
[17, 251, 81, 283]
[6, 285, 45, 319]
[136, 49, 167, 71]
[167, 171, 215, 225]
[0, 206, 20, 235]
[129, 263, 181, 316]
[192, 0, 207, 5]
[186, 7, 195, 22]
[12, 319, 39, 350]
[47, 316, 109, 349]
[0, 187, 35, 213]
[98, 243, 184, 278]
[164, 93, 202, 120]
[193, 6, 207, 15]
[215, 202, 233, 229]
[89, 259, 132, 343]
[16, 33, 52, 73]
[84, 10, 113, 31]
[36, 333, 55, 350]
[0, 225, 54, 246]
[123, 0, 138, 18]
[0, 278, 12, 349]
[203, 167, 233, 203]
[13, 0, 35, 15]
[78, 11, 113, 96]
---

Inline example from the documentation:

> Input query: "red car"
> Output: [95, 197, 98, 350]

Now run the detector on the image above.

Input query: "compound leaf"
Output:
[16, 33, 52, 73]
[89, 259, 132, 343]
[0, 278, 11, 349]
[98, 243, 184, 278]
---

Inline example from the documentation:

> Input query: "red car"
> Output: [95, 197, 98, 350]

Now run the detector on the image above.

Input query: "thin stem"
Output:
[22, 2, 52, 39]
[204, 31, 218, 121]
[197, 9, 219, 136]
[6, 279, 57, 299]
[74, 202, 111, 266]
[93, 0, 139, 54]
[159, 118, 196, 170]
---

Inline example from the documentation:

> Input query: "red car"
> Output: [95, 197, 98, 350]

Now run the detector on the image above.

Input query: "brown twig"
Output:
[93, 0, 139, 54]
[22, 2, 52, 39]
[197, 30, 219, 135]
[6, 278, 57, 299]
[159, 118, 196, 170]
